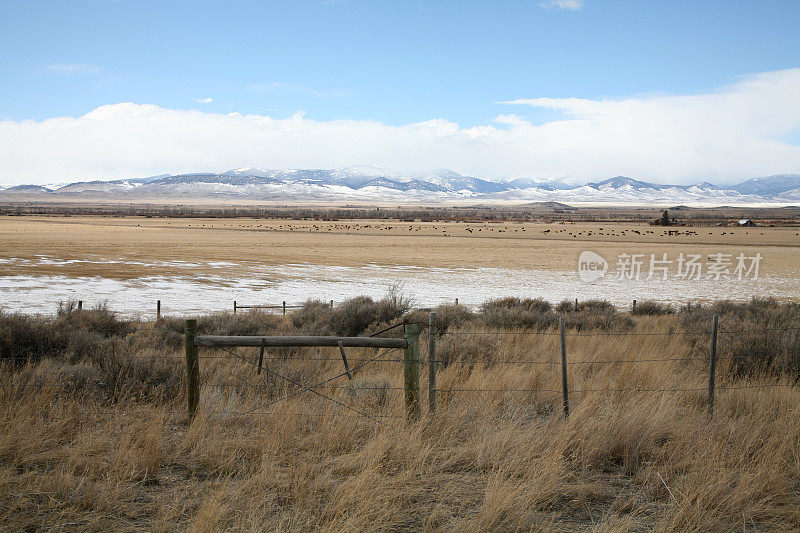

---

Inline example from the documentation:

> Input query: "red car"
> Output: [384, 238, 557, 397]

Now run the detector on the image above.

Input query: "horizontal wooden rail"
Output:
[194, 335, 407, 349]
[235, 305, 306, 309]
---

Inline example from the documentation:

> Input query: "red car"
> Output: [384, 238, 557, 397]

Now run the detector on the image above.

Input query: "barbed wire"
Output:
[0, 351, 738, 368]
[368, 321, 412, 337]
[2, 381, 793, 393]
[0, 354, 718, 365]
[36, 321, 800, 344]
[200, 382, 795, 394]
[442, 331, 559, 336]
[443, 330, 692, 337]
[210, 408, 404, 420]
[216, 345, 404, 419]
[205, 354, 406, 363]
[569, 330, 695, 337]
[433, 356, 707, 365]
[215, 345, 385, 422]
[718, 326, 800, 335]
[441, 324, 800, 337]
[0, 354, 187, 362]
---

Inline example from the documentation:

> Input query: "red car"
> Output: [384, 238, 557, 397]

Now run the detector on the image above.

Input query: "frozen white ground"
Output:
[1, 257, 797, 318]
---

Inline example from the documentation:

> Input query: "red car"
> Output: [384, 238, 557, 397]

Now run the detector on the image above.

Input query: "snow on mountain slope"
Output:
[732, 174, 800, 196]
[1, 168, 798, 205]
[2, 184, 52, 193]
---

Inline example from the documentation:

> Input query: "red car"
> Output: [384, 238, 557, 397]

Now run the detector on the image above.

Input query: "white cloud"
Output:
[192, 97, 214, 104]
[46, 63, 102, 75]
[539, 0, 584, 11]
[2, 68, 800, 185]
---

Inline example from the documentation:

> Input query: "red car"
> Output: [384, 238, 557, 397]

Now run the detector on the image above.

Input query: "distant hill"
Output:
[3, 184, 52, 193]
[524, 201, 575, 209]
[1, 167, 799, 206]
[731, 174, 800, 196]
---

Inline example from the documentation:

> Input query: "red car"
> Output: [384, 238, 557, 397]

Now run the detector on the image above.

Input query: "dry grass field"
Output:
[1, 297, 799, 531]
[1, 215, 799, 530]
[1, 216, 799, 280]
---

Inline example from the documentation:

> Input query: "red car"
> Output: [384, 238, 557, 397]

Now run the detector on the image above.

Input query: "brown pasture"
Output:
[1, 216, 798, 280]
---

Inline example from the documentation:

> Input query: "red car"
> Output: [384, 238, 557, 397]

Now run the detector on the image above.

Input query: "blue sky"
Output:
[1, 0, 800, 184]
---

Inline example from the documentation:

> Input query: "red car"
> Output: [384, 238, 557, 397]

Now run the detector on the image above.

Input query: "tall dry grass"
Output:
[1, 299, 799, 531]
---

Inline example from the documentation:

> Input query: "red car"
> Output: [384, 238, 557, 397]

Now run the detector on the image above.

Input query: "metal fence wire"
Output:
[2, 317, 797, 423]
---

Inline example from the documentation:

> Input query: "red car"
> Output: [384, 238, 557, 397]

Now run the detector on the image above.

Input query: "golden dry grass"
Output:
[1, 216, 798, 279]
[2, 314, 799, 531]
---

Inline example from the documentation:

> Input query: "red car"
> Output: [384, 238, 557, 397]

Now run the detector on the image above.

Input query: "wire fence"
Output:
[2, 320, 798, 424]
[205, 320, 797, 421]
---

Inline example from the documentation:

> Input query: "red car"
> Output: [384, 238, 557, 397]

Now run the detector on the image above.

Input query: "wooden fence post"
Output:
[157, 299, 161, 320]
[77, 300, 83, 311]
[708, 314, 719, 416]
[404, 323, 421, 421]
[257, 336, 265, 375]
[330, 300, 334, 309]
[560, 317, 569, 417]
[233, 300, 237, 314]
[632, 299, 637, 312]
[575, 298, 578, 311]
[337, 341, 353, 380]
[428, 311, 437, 414]
[282, 301, 286, 316]
[184, 319, 200, 419]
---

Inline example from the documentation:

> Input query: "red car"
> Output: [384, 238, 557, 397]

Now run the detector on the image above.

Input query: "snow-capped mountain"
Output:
[731, 174, 800, 196]
[3, 184, 53, 193]
[587, 176, 667, 190]
[1, 167, 799, 206]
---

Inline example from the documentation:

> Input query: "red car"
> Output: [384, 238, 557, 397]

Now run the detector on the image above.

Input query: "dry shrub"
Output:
[292, 291, 410, 337]
[0, 311, 62, 362]
[576, 299, 617, 313]
[290, 299, 334, 333]
[57, 300, 133, 337]
[478, 297, 555, 331]
[198, 310, 283, 336]
[481, 297, 553, 313]
[681, 297, 800, 378]
[145, 317, 186, 350]
[406, 303, 476, 334]
[0, 304, 133, 364]
[565, 310, 635, 332]
[330, 297, 401, 337]
[479, 306, 558, 330]
[476, 297, 633, 333]
[436, 332, 500, 367]
[555, 299, 576, 313]
[333, 295, 410, 337]
[64, 330, 120, 364]
[433, 303, 476, 332]
[632, 300, 675, 316]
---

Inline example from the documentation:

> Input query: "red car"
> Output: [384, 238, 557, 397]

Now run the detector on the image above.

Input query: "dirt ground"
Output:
[1, 216, 798, 280]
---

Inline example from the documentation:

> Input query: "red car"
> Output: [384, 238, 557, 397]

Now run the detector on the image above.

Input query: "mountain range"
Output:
[1, 166, 799, 206]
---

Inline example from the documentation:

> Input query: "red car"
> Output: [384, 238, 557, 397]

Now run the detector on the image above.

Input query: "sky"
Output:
[1, 0, 800, 185]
